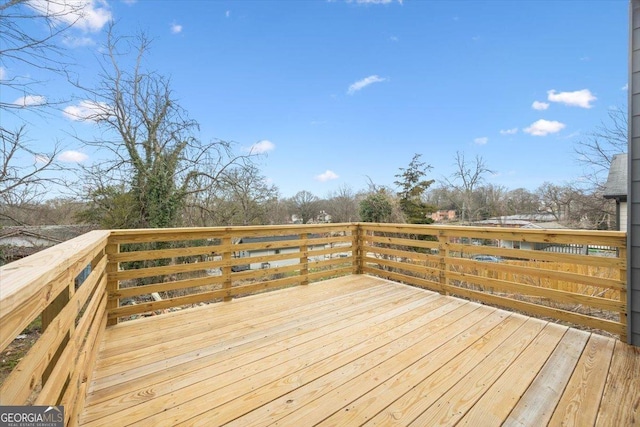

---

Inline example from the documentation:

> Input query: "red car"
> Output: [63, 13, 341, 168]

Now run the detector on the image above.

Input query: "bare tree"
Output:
[0, 0, 92, 115]
[574, 106, 627, 189]
[76, 27, 255, 228]
[443, 152, 494, 222]
[476, 183, 509, 219]
[536, 182, 612, 229]
[290, 190, 319, 224]
[325, 185, 359, 223]
[186, 164, 278, 226]
[505, 187, 541, 215]
[0, 126, 67, 224]
[1, 1, 95, 222]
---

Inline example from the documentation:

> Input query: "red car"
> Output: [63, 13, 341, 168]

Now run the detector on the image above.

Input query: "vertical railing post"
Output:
[438, 229, 450, 295]
[222, 236, 232, 301]
[106, 243, 120, 326]
[300, 233, 309, 285]
[352, 224, 363, 274]
[620, 245, 628, 342]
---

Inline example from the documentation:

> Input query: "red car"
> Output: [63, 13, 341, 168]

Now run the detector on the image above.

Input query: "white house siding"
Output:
[620, 201, 628, 232]
[0, 235, 59, 247]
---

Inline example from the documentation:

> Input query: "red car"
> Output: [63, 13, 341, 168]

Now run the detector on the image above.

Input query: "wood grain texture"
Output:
[596, 340, 640, 426]
[502, 328, 590, 427]
[548, 333, 615, 427]
[77, 275, 640, 427]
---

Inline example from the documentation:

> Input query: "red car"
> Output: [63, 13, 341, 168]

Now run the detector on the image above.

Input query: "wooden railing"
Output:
[104, 224, 357, 323]
[0, 223, 628, 425]
[0, 230, 110, 425]
[359, 224, 627, 340]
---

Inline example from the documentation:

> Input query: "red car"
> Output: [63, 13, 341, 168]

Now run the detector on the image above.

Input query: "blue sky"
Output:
[1, 0, 629, 199]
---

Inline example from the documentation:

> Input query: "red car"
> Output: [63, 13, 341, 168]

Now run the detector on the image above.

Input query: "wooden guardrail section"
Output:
[105, 224, 357, 323]
[0, 230, 110, 425]
[360, 224, 627, 340]
[0, 222, 629, 426]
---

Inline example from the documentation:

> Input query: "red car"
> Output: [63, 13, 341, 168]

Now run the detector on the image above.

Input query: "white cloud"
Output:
[59, 150, 89, 163]
[170, 23, 183, 34]
[122, 0, 137, 4]
[315, 170, 339, 182]
[389, 36, 399, 42]
[547, 89, 596, 109]
[474, 137, 488, 145]
[63, 100, 110, 121]
[532, 101, 549, 111]
[13, 95, 46, 106]
[347, 75, 386, 95]
[499, 128, 518, 135]
[247, 140, 275, 154]
[28, 0, 112, 33]
[622, 83, 629, 91]
[225, 10, 231, 18]
[0, 67, 6, 81]
[524, 119, 565, 136]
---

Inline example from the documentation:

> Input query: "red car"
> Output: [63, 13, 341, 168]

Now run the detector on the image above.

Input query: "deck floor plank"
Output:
[195, 303, 495, 426]
[503, 328, 590, 427]
[596, 340, 640, 426]
[548, 334, 615, 427]
[411, 322, 567, 427]
[295, 309, 518, 427]
[102, 292, 467, 426]
[363, 316, 546, 426]
[82, 283, 443, 425]
[96, 276, 390, 360]
[78, 275, 640, 427]
[92, 283, 408, 378]
[84, 286, 433, 410]
[456, 322, 568, 426]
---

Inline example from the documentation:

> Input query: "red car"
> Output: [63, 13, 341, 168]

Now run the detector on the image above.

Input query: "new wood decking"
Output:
[80, 275, 639, 426]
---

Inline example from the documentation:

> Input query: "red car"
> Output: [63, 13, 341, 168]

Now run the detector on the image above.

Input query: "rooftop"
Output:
[603, 153, 628, 199]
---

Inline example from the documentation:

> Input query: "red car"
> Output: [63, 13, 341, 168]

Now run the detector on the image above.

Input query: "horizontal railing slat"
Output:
[0, 257, 107, 405]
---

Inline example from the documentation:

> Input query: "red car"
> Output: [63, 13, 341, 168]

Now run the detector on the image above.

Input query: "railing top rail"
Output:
[0, 230, 110, 317]
[106, 223, 358, 244]
[107, 223, 358, 235]
[359, 222, 626, 238]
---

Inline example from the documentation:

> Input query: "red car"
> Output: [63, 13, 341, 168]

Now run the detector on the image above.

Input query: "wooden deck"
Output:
[79, 275, 639, 426]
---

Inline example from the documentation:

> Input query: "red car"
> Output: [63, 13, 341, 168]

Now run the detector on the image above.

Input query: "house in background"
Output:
[0, 225, 96, 265]
[431, 210, 457, 222]
[472, 213, 560, 229]
[603, 153, 628, 232]
[472, 214, 574, 252]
